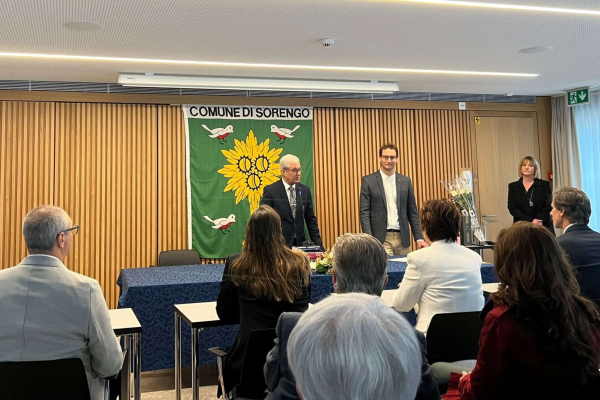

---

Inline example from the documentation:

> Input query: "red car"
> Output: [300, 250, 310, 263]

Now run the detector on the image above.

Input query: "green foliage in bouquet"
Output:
[314, 250, 333, 275]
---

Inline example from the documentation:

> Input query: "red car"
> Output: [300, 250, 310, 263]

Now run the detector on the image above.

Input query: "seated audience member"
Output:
[551, 187, 600, 300]
[264, 233, 440, 400]
[288, 293, 422, 400]
[0, 206, 123, 400]
[216, 205, 311, 395]
[458, 222, 600, 400]
[392, 199, 484, 332]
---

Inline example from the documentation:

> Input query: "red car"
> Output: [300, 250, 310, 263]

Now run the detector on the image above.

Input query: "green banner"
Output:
[184, 105, 314, 258]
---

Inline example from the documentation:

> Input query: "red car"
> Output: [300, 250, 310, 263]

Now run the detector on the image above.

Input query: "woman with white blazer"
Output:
[392, 199, 484, 333]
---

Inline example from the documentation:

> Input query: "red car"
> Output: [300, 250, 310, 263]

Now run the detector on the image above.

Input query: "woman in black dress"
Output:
[216, 205, 311, 395]
[507, 156, 554, 234]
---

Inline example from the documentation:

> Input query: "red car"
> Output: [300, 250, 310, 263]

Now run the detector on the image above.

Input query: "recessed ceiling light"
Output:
[63, 21, 102, 31]
[0, 51, 538, 77]
[519, 46, 554, 54]
[395, 1, 600, 16]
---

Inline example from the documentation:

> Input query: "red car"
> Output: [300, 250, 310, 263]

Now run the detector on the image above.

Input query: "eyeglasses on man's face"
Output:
[284, 168, 302, 174]
[380, 156, 397, 161]
[59, 225, 80, 236]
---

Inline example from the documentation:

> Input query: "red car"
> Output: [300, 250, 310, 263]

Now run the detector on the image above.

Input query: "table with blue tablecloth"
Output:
[117, 261, 496, 371]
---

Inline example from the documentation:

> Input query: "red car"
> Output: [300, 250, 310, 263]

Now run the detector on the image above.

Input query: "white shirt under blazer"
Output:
[0, 255, 123, 400]
[392, 241, 485, 333]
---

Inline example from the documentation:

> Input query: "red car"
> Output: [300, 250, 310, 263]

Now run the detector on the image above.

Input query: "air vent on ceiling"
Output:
[29, 81, 109, 92]
[0, 79, 537, 104]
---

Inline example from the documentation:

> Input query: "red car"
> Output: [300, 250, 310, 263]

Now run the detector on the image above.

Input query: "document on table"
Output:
[389, 257, 408, 262]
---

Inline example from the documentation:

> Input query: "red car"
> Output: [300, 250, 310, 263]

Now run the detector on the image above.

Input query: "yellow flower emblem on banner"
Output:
[218, 130, 282, 213]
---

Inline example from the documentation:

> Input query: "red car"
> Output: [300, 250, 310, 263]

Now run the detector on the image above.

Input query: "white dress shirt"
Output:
[563, 223, 576, 234]
[380, 170, 400, 230]
[392, 241, 485, 333]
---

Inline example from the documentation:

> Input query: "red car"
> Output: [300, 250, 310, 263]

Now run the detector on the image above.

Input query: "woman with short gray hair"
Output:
[287, 293, 421, 400]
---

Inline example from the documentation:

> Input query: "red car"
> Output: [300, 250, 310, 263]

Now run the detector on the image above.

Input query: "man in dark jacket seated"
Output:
[263, 233, 440, 400]
[551, 186, 600, 300]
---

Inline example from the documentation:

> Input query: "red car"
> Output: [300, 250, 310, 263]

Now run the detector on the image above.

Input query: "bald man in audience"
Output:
[551, 187, 600, 300]
[288, 293, 421, 400]
[0, 206, 123, 400]
[264, 233, 440, 400]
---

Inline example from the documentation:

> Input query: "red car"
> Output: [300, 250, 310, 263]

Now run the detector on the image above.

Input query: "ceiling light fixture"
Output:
[395, 0, 600, 16]
[0, 52, 538, 77]
[63, 21, 102, 31]
[519, 46, 554, 54]
[118, 74, 400, 93]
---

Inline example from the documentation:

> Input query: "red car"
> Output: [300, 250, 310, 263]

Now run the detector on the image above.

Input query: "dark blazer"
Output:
[216, 255, 310, 394]
[264, 311, 440, 400]
[507, 178, 554, 234]
[557, 224, 600, 300]
[360, 171, 424, 248]
[260, 180, 322, 247]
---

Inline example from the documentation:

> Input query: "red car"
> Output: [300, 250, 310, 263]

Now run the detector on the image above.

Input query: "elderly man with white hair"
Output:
[288, 293, 422, 400]
[0, 205, 123, 400]
[264, 233, 440, 400]
[260, 154, 322, 248]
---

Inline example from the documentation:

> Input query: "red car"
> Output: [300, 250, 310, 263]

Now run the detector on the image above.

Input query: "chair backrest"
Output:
[235, 328, 278, 399]
[158, 249, 201, 266]
[426, 311, 482, 364]
[0, 358, 91, 400]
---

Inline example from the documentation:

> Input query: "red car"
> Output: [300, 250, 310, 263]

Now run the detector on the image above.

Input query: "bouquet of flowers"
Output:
[311, 250, 333, 274]
[441, 174, 486, 243]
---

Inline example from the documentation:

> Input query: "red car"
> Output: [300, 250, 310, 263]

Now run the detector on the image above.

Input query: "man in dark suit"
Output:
[261, 154, 322, 248]
[264, 233, 440, 400]
[551, 187, 600, 300]
[360, 143, 427, 255]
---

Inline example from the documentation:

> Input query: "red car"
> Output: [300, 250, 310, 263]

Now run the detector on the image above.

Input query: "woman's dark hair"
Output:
[492, 221, 600, 383]
[420, 199, 461, 243]
[229, 205, 311, 303]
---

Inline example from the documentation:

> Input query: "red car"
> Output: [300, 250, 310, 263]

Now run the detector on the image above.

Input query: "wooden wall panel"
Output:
[0, 98, 536, 305]
[414, 110, 473, 206]
[0, 101, 55, 269]
[157, 106, 188, 258]
[313, 108, 339, 249]
[54, 103, 157, 308]
[312, 109, 472, 249]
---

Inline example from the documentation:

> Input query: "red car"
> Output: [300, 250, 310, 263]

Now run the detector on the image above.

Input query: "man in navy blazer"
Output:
[551, 187, 600, 300]
[261, 154, 322, 248]
[360, 144, 427, 255]
[264, 233, 439, 400]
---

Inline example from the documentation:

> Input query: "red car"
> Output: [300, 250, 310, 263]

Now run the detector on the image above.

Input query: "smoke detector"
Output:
[319, 38, 335, 47]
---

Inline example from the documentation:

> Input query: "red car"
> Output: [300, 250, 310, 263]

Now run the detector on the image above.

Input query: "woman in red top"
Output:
[459, 221, 600, 400]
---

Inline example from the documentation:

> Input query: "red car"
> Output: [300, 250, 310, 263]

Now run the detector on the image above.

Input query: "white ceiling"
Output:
[1, 0, 600, 95]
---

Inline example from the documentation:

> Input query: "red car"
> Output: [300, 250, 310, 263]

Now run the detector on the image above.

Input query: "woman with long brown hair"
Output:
[216, 205, 311, 395]
[458, 221, 600, 399]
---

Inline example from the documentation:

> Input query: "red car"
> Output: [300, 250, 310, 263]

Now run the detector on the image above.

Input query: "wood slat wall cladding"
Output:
[54, 103, 158, 308]
[313, 109, 472, 249]
[0, 101, 55, 269]
[0, 102, 477, 307]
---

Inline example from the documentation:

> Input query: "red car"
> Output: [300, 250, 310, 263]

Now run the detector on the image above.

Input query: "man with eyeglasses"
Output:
[360, 144, 428, 255]
[261, 154, 322, 248]
[0, 205, 122, 400]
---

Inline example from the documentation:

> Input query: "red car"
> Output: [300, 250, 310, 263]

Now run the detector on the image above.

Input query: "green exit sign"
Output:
[567, 88, 590, 106]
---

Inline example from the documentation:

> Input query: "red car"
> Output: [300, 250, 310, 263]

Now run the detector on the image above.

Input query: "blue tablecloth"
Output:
[117, 261, 496, 371]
